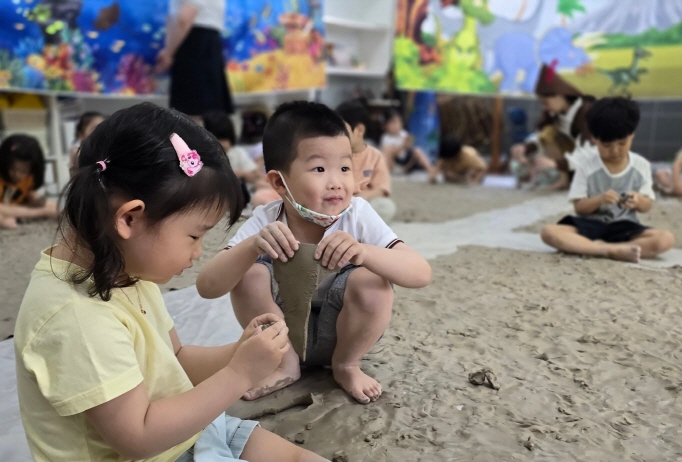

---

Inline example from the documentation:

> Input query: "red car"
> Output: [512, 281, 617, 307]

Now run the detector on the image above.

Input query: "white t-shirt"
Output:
[568, 147, 654, 224]
[228, 197, 403, 250]
[170, 0, 225, 32]
[227, 146, 257, 172]
[380, 130, 409, 161]
[242, 142, 264, 162]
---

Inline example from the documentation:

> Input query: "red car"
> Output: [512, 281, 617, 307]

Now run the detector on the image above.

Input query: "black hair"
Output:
[60, 102, 243, 301]
[587, 97, 640, 142]
[74, 111, 105, 140]
[239, 107, 269, 144]
[0, 134, 46, 189]
[335, 100, 371, 130]
[262, 100, 349, 173]
[439, 136, 463, 160]
[382, 108, 402, 127]
[203, 110, 237, 146]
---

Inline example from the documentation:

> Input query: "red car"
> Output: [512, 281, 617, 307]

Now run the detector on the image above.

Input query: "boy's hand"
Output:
[253, 222, 299, 262]
[227, 322, 290, 388]
[601, 190, 620, 206]
[238, 313, 285, 346]
[315, 231, 365, 269]
[622, 191, 641, 210]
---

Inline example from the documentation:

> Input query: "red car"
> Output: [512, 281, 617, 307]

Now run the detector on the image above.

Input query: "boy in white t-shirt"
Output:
[380, 109, 436, 181]
[197, 101, 431, 404]
[541, 97, 674, 263]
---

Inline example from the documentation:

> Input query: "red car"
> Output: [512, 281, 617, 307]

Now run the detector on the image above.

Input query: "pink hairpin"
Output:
[96, 160, 107, 171]
[170, 133, 203, 177]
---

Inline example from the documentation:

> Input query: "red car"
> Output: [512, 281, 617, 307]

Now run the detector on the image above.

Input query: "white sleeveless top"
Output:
[170, 0, 225, 32]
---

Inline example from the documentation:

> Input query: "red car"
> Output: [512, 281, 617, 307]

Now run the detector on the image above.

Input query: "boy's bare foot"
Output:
[332, 364, 382, 404]
[0, 216, 18, 229]
[242, 347, 301, 400]
[607, 244, 641, 263]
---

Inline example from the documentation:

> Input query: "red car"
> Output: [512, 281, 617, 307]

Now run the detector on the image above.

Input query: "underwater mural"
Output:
[394, 0, 682, 97]
[0, 0, 326, 96]
[224, 0, 325, 93]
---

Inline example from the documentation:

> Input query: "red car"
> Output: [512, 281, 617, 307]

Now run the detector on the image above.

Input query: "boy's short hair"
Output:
[587, 97, 640, 142]
[263, 101, 349, 173]
[335, 100, 371, 130]
[203, 111, 236, 146]
[439, 136, 463, 160]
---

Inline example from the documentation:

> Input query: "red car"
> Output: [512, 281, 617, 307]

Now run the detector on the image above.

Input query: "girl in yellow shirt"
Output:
[0, 134, 58, 229]
[14, 103, 328, 462]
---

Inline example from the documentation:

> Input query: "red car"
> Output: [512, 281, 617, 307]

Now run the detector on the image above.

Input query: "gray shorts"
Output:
[256, 255, 360, 367]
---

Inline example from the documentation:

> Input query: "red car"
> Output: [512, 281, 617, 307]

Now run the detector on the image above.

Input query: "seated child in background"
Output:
[0, 134, 58, 229]
[541, 97, 674, 263]
[380, 109, 436, 181]
[434, 136, 487, 185]
[336, 100, 397, 223]
[68, 111, 105, 175]
[653, 149, 682, 196]
[239, 105, 270, 169]
[197, 101, 431, 404]
[510, 140, 566, 190]
[203, 111, 279, 207]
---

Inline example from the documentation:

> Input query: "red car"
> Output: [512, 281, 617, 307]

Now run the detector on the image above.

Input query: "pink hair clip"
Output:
[170, 133, 203, 177]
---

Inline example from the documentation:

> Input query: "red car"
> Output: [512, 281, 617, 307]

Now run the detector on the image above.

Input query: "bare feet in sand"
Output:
[242, 346, 301, 401]
[333, 364, 382, 404]
[0, 216, 18, 229]
[607, 245, 641, 263]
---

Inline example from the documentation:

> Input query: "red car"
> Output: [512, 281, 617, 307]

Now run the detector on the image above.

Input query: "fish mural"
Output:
[395, 0, 682, 97]
[0, 0, 326, 95]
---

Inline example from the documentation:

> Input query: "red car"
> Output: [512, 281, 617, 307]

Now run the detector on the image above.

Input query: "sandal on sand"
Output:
[273, 244, 337, 362]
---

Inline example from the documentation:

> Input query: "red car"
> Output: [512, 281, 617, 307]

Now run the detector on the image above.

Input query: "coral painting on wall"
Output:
[0, 0, 326, 96]
[394, 0, 682, 97]
[0, 0, 167, 95]
[224, 0, 326, 93]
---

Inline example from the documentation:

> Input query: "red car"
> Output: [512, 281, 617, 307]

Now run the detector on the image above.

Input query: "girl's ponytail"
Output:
[60, 161, 135, 301]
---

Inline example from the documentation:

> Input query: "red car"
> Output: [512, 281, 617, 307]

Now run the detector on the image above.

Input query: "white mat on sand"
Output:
[4, 194, 682, 459]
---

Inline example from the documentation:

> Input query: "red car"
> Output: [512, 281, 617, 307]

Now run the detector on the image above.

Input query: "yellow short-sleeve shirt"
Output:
[14, 250, 200, 461]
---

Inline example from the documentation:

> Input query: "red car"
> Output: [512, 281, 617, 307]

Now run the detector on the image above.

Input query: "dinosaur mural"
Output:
[597, 46, 652, 96]
[394, 0, 682, 97]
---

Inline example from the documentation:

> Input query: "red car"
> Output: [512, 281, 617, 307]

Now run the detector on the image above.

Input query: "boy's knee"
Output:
[655, 229, 675, 253]
[540, 225, 559, 245]
[345, 269, 393, 313]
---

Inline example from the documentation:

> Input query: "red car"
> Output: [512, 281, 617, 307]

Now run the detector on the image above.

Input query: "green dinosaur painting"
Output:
[597, 46, 652, 96]
[449, 0, 494, 71]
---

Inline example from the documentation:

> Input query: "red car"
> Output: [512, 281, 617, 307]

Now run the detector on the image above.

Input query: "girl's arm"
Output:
[0, 202, 51, 218]
[360, 243, 431, 288]
[196, 236, 260, 299]
[156, 3, 198, 73]
[172, 312, 281, 385]
[84, 323, 289, 460]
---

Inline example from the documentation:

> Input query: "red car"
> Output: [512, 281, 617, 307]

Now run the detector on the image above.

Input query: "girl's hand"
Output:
[315, 231, 365, 269]
[238, 313, 285, 346]
[253, 222, 299, 262]
[227, 322, 290, 388]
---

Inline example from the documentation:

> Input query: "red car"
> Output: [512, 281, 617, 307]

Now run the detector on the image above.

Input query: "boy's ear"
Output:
[265, 170, 287, 196]
[356, 123, 366, 138]
[113, 199, 146, 240]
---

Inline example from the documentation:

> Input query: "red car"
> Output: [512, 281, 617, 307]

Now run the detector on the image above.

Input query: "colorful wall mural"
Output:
[394, 0, 682, 97]
[0, 0, 325, 96]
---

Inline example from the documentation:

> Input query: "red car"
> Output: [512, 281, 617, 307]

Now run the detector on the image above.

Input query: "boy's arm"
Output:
[360, 243, 431, 288]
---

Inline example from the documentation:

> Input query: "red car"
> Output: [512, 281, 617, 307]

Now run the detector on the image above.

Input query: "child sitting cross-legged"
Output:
[197, 101, 431, 404]
[541, 97, 674, 263]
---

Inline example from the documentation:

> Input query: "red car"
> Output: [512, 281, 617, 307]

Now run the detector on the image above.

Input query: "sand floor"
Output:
[3, 182, 682, 460]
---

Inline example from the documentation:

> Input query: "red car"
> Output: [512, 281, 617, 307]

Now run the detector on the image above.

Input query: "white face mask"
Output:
[278, 172, 351, 227]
